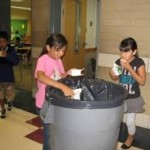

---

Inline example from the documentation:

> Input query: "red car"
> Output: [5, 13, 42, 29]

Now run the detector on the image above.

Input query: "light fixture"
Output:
[11, 0, 24, 2]
[11, 6, 31, 11]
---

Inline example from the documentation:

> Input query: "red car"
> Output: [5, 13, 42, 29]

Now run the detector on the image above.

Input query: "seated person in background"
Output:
[0, 31, 19, 118]
[14, 37, 23, 48]
[11, 31, 23, 47]
[13, 31, 21, 40]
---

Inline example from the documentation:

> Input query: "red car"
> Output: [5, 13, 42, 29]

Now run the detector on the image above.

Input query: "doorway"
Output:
[61, 0, 98, 78]
[61, 0, 87, 70]
[11, 0, 32, 91]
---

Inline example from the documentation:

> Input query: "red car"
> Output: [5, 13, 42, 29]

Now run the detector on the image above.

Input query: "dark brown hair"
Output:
[39, 33, 68, 57]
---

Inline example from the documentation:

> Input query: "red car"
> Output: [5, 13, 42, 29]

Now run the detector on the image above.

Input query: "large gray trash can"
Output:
[46, 78, 128, 150]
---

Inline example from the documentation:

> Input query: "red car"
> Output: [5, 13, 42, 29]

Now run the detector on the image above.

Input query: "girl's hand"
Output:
[61, 71, 69, 78]
[60, 83, 74, 97]
[109, 68, 119, 80]
[120, 59, 146, 85]
[120, 59, 132, 71]
[0, 50, 7, 57]
[37, 71, 74, 96]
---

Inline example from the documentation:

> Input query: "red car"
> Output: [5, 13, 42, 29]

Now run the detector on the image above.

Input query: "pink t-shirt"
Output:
[34, 54, 65, 108]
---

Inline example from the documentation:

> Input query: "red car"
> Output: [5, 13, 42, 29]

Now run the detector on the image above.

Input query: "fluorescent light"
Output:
[11, 6, 31, 11]
[11, 0, 24, 2]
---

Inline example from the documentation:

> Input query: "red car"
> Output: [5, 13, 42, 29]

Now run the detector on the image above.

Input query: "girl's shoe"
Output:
[7, 102, 12, 111]
[121, 143, 132, 149]
[121, 140, 135, 149]
[0, 109, 6, 118]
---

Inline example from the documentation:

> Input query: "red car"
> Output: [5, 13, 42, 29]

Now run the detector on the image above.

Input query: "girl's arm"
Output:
[128, 65, 146, 85]
[6, 49, 19, 65]
[61, 71, 68, 78]
[37, 71, 74, 96]
[109, 68, 119, 81]
[121, 60, 146, 85]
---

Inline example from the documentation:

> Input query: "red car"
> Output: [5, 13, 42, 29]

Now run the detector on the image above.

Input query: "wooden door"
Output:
[61, 0, 87, 70]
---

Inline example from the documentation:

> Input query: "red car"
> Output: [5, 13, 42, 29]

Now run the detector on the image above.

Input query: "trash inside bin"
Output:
[45, 78, 128, 150]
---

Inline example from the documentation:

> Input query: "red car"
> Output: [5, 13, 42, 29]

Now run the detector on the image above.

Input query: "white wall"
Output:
[85, 0, 97, 48]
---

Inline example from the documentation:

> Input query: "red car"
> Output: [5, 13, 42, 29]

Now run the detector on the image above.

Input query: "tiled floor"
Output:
[0, 108, 42, 150]
[14, 63, 32, 91]
[0, 107, 144, 150]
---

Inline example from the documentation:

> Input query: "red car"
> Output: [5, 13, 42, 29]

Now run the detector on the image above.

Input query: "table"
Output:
[16, 47, 31, 64]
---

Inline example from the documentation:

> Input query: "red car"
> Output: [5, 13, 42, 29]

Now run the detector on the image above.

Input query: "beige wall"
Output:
[11, 9, 31, 19]
[31, 0, 50, 47]
[98, 0, 150, 58]
[31, 0, 51, 95]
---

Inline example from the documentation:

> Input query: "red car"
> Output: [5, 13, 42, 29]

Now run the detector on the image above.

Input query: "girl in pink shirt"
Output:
[34, 34, 74, 150]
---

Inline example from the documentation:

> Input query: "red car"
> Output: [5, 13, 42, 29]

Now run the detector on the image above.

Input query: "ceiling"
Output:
[11, 0, 31, 10]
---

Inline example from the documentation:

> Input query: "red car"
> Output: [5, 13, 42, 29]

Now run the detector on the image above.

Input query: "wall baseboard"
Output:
[98, 53, 150, 73]
[123, 113, 150, 129]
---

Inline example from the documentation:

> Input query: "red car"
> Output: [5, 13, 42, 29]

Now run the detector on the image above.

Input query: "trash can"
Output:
[45, 78, 128, 150]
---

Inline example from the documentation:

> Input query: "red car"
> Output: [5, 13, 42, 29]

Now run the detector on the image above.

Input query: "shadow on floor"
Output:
[118, 122, 150, 150]
[13, 88, 37, 115]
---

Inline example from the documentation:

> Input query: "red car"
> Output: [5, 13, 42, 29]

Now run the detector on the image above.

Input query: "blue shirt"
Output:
[0, 45, 19, 82]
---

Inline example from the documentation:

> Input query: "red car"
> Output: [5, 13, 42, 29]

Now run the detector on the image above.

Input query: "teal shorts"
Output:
[0, 82, 15, 102]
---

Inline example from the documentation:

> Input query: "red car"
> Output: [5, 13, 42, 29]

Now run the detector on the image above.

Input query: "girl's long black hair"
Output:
[39, 33, 68, 57]
[119, 37, 139, 57]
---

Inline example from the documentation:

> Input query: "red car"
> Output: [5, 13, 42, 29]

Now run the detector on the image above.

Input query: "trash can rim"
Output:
[50, 94, 126, 109]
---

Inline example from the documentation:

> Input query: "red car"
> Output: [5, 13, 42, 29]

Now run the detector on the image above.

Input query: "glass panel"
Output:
[74, 0, 81, 53]
[11, 0, 32, 91]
